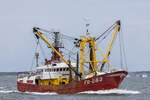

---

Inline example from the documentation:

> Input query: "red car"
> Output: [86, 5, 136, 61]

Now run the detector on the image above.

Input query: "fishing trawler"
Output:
[17, 20, 128, 94]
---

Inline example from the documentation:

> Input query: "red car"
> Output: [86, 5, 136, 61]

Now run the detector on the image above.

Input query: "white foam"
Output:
[79, 89, 140, 95]
[0, 90, 18, 93]
[23, 92, 58, 95]
[0, 89, 140, 95]
[0, 90, 57, 95]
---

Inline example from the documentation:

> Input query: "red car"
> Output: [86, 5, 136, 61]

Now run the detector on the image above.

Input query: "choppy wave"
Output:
[79, 89, 140, 95]
[0, 89, 57, 95]
[0, 90, 18, 93]
[0, 89, 140, 95]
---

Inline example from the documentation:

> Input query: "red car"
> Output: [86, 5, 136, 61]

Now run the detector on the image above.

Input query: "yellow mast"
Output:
[80, 37, 98, 75]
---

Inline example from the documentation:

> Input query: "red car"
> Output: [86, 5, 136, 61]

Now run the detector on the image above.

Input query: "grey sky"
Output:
[0, 0, 150, 72]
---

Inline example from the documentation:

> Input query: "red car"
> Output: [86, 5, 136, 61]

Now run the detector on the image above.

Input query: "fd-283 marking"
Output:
[84, 77, 103, 85]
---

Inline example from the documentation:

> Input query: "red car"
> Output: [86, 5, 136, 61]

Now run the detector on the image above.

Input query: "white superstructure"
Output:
[36, 62, 76, 79]
[17, 62, 76, 84]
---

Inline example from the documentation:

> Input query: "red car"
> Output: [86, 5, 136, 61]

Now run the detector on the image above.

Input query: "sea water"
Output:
[0, 74, 149, 100]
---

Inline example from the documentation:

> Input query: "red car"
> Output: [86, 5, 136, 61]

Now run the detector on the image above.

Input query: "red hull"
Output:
[17, 71, 128, 94]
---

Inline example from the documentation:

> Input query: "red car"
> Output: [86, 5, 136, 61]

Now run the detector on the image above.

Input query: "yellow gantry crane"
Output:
[79, 20, 120, 75]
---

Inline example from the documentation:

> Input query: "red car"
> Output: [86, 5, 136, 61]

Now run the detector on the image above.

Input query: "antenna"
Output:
[84, 17, 90, 36]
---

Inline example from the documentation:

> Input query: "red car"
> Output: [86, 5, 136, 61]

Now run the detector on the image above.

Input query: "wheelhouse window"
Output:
[57, 68, 59, 71]
[45, 69, 48, 72]
[66, 68, 69, 71]
[37, 69, 43, 73]
[52, 63, 57, 66]
[44, 68, 70, 72]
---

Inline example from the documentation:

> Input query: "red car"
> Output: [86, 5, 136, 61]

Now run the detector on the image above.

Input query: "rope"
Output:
[95, 23, 116, 41]
[96, 25, 116, 44]
[30, 39, 39, 71]
[38, 41, 46, 59]
[120, 28, 128, 71]
[37, 27, 78, 41]
[119, 30, 123, 70]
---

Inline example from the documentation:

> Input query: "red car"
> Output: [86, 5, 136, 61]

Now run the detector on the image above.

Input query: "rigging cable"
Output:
[38, 41, 46, 60]
[37, 27, 78, 41]
[95, 25, 116, 44]
[30, 39, 39, 71]
[119, 24, 128, 90]
[119, 29, 123, 70]
[95, 23, 116, 41]
[120, 27, 128, 71]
